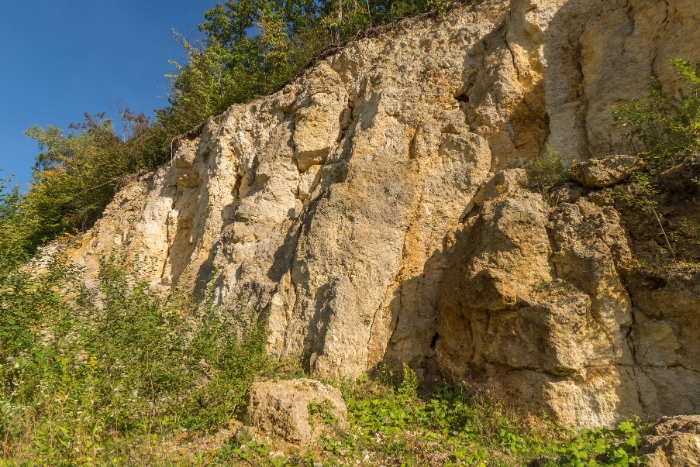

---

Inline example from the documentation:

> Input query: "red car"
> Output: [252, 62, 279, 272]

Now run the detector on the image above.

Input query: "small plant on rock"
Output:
[615, 172, 677, 264]
[525, 146, 571, 202]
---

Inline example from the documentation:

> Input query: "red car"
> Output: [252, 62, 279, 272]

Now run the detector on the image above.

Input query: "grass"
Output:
[210, 365, 647, 467]
[524, 146, 571, 204]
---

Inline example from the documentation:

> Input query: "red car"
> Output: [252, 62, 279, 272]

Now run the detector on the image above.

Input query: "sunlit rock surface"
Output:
[70, 0, 700, 427]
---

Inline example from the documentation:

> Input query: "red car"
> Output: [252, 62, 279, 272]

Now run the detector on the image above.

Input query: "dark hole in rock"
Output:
[455, 93, 469, 103]
[430, 332, 439, 349]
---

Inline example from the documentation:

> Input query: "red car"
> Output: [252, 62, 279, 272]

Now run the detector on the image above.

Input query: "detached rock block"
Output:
[569, 155, 637, 188]
[641, 415, 700, 467]
[247, 379, 347, 445]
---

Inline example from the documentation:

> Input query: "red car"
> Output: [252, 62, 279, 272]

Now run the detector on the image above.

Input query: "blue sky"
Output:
[0, 0, 215, 187]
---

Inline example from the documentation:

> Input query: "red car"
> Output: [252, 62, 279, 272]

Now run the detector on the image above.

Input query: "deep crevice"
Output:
[430, 332, 439, 350]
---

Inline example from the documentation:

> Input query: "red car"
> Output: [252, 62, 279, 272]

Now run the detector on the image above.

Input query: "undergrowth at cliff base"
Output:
[0, 252, 649, 466]
[215, 365, 648, 467]
[0, 252, 272, 466]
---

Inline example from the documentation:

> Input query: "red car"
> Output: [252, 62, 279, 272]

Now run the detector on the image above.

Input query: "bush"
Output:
[0, 252, 270, 465]
[613, 58, 700, 172]
[525, 146, 570, 201]
[7, 112, 171, 258]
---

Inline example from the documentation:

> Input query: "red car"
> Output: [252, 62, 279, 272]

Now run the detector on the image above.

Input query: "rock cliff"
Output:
[69, 0, 700, 427]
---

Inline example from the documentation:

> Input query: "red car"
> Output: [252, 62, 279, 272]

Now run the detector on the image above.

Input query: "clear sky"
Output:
[0, 0, 215, 187]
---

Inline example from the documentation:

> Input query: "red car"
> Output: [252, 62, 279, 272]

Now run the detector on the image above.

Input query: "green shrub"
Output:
[553, 420, 647, 466]
[6, 112, 171, 258]
[613, 58, 700, 172]
[525, 146, 570, 200]
[0, 252, 270, 465]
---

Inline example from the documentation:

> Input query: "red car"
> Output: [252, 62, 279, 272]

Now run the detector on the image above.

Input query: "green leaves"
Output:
[555, 421, 647, 466]
[615, 172, 659, 213]
[524, 146, 571, 202]
[1, 253, 271, 464]
[613, 58, 700, 172]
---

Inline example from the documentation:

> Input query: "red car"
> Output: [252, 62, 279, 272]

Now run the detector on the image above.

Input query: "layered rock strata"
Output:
[70, 0, 700, 426]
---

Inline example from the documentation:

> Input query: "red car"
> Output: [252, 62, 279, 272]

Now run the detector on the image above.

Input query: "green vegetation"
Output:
[615, 172, 678, 263]
[553, 421, 646, 467]
[613, 59, 700, 268]
[524, 146, 571, 202]
[1, 253, 271, 465]
[613, 59, 700, 172]
[0, 249, 649, 465]
[215, 365, 647, 466]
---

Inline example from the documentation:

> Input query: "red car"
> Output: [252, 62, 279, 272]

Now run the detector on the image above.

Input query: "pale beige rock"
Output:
[641, 416, 700, 467]
[293, 63, 348, 172]
[66, 0, 700, 427]
[297, 165, 322, 201]
[635, 321, 681, 368]
[247, 379, 347, 445]
[569, 155, 637, 188]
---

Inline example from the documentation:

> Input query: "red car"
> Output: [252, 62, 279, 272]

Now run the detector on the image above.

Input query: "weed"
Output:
[525, 147, 571, 203]
[553, 420, 647, 466]
[308, 399, 338, 427]
[616, 172, 677, 263]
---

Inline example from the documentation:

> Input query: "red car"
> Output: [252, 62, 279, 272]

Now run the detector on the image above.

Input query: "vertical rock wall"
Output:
[70, 0, 700, 426]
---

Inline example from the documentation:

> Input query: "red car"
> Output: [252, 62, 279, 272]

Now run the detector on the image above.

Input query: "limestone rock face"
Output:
[69, 0, 700, 427]
[248, 379, 347, 445]
[437, 190, 643, 427]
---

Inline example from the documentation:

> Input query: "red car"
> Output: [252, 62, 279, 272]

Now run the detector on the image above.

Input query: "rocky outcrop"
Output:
[641, 416, 700, 467]
[69, 0, 700, 427]
[437, 180, 644, 427]
[248, 379, 347, 445]
[569, 155, 637, 188]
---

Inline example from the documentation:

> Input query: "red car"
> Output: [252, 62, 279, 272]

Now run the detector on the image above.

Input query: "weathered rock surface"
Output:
[569, 155, 637, 188]
[69, 0, 700, 427]
[248, 379, 347, 445]
[437, 186, 643, 427]
[641, 416, 700, 467]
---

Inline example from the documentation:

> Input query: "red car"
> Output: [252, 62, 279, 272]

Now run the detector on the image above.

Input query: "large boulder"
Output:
[641, 416, 700, 467]
[569, 155, 637, 188]
[247, 379, 347, 445]
[436, 190, 646, 427]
